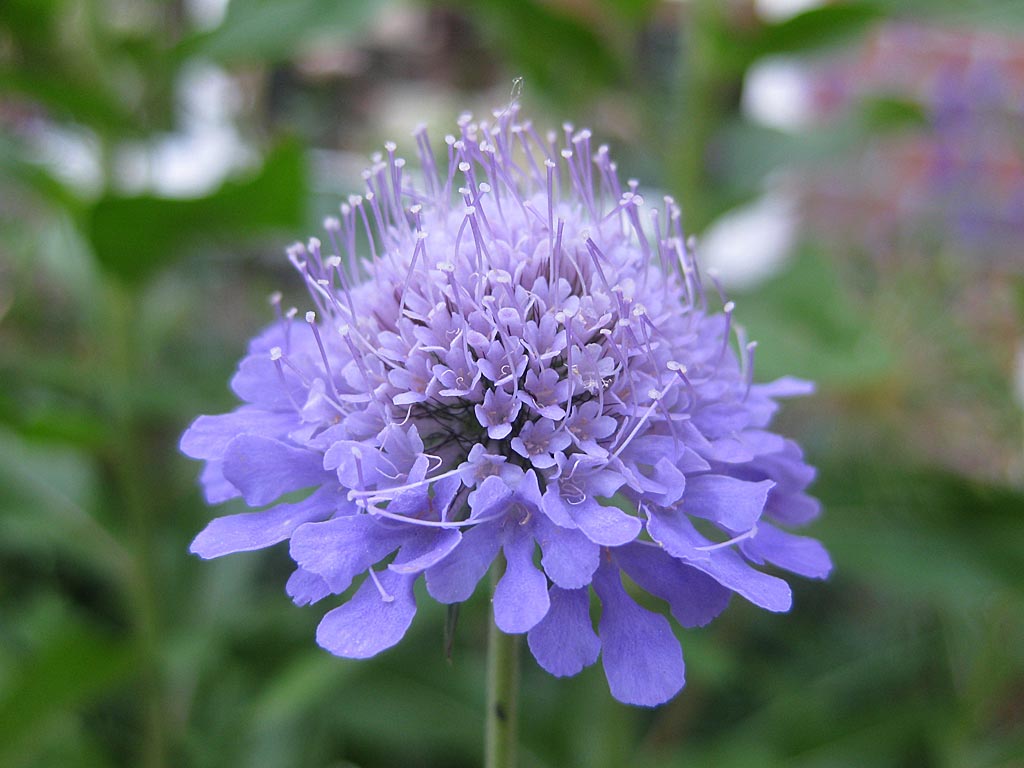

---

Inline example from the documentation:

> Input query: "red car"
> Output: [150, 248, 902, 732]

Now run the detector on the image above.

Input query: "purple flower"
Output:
[182, 106, 830, 707]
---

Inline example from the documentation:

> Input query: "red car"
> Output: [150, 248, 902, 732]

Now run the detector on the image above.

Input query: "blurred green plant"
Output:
[1, 0, 1022, 767]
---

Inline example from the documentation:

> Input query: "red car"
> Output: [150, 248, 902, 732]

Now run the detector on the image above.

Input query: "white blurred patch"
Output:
[186, 0, 229, 30]
[30, 124, 104, 196]
[743, 57, 815, 132]
[755, 0, 826, 22]
[116, 63, 253, 197]
[1014, 341, 1024, 412]
[697, 189, 798, 291]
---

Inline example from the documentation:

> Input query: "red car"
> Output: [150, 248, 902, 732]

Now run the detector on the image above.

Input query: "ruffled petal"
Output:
[647, 510, 792, 612]
[741, 523, 832, 579]
[199, 461, 240, 504]
[286, 567, 331, 605]
[222, 435, 328, 507]
[684, 475, 774, 533]
[425, 520, 502, 603]
[567, 496, 642, 547]
[527, 586, 600, 677]
[613, 543, 731, 628]
[389, 528, 462, 574]
[593, 564, 685, 707]
[494, 524, 550, 633]
[316, 570, 417, 659]
[534, 515, 599, 590]
[180, 408, 297, 460]
[190, 487, 344, 559]
[290, 516, 404, 593]
[468, 474, 515, 520]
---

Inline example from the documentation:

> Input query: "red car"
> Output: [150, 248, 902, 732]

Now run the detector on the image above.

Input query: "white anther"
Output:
[724, 301, 735, 313]
[270, 347, 283, 361]
[305, 311, 316, 324]
[323, 216, 340, 230]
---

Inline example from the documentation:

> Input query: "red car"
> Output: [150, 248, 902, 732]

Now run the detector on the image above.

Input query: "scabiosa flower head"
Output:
[182, 105, 830, 707]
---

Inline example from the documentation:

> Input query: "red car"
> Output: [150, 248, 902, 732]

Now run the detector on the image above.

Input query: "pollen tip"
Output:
[305, 311, 316, 324]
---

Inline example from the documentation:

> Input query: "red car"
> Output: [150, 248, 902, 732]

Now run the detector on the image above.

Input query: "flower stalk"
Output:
[486, 561, 520, 768]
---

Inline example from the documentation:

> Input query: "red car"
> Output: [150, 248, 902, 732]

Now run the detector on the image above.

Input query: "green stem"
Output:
[485, 566, 520, 768]
[105, 283, 166, 768]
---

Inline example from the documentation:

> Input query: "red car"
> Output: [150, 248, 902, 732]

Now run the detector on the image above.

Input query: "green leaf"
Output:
[859, 94, 929, 133]
[85, 138, 308, 283]
[0, 69, 132, 136]
[181, 0, 382, 63]
[734, 248, 894, 386]
[754, 3, 884, 58]
[0, 618, 134, 765]
[450, 0, 622, 102]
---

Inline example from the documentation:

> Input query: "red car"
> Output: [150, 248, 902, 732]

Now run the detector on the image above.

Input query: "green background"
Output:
[1, 1, 1022, 766]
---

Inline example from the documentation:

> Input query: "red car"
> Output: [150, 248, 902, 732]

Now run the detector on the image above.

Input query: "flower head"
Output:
[182, 105, 830, 707]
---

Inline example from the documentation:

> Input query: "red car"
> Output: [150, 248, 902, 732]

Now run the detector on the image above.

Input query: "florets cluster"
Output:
[182, 106, 830, 706]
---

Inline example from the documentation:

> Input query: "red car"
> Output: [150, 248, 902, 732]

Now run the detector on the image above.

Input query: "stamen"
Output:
[367, 568, 395, 602]
[305, 311, 338, 395]
[696, 524, 759, 552]
[609, 378, 677, 461]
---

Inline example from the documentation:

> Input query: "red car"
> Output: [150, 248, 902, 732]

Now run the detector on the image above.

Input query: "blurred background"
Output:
[1, 0, 1023, 766]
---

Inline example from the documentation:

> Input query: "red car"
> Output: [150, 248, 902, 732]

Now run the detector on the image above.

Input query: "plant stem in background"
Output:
[105, 283, 166, 768]
[485, 563, 520, 768]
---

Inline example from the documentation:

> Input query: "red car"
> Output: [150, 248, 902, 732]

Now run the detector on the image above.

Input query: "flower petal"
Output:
[593, 564, 685, 707]
[286, 567, 331, 605]
[494, 525, 550, 633]
[290, 516, 404, 593]
[425, 520, 502, 603]
[222, 435, 328, 507]
[568, 496, 642, 547]
[534, 515, 599, 590]
[684, 475, 774, 533]
[180, 408, 297, 460]
[199, 461, 240, 504]
[613, 543, 731, 628]
[647, 510, 792, 612]
[527, 586, 600, 677]
[190, 487, 344, 559]
[316, 570, 417, 659]
[741, 523, 832, 579]
[389, 528, 462, 574]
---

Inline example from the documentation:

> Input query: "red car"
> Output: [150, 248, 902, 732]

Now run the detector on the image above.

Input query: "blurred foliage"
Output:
[1, 1, 1022, 767]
